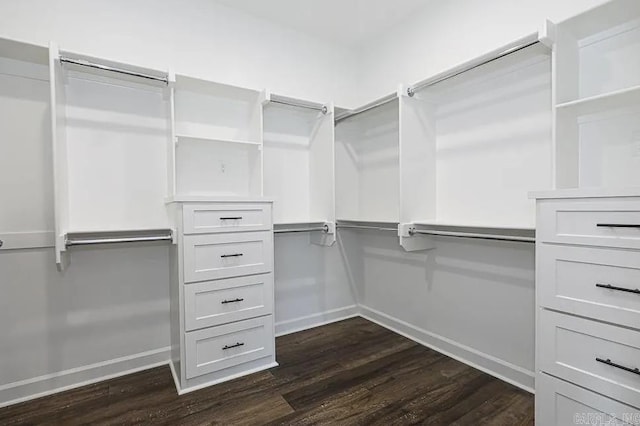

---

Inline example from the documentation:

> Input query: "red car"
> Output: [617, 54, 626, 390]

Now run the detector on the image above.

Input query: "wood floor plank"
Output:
[0, 317, 534, 425]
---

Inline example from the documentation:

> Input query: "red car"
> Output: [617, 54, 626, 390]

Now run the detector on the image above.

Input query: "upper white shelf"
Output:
[560, 0, 640, 40]
[175, 134, 261, 146]
[529, 187, 640, 199]
[556, 84, 640, 116]
[166, 195, 273, 203]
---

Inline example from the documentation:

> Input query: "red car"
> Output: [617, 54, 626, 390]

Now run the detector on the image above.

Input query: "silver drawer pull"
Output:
[596, 283, 640, 295]
[221, 217, 243, 220]
[223, 342, 245, 350]
[596, 223, 640, 229]
[221, 298, 244, 304]
[596, 358, 640, 376]
[220, 253, 243, 258]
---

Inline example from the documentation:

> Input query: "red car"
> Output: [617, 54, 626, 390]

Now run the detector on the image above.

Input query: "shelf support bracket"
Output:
[310, 221, 336, 247]
[399, 223, 436, 252]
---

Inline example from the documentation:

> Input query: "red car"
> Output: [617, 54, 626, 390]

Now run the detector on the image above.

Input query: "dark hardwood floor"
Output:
[0, 317, 534, 425]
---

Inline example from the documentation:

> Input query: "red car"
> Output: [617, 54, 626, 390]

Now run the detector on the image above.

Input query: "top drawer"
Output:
[538, 198, 640, 249]
[183, 204, 272, 234]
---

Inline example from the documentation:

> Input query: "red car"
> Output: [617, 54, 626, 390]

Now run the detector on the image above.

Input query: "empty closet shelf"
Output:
[556, 84, 640, 116]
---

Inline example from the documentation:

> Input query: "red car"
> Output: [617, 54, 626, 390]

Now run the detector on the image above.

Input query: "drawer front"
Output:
[536, 373, 640, 425]
[185, 315, 274, 379]
[538, 198, 640, 249]
[183, 204, 272, 234]
[539, 310, 640, 408]
[539, 244, 640, 329]
[183, 232, 273, 283]
[184, 274, 274, 331]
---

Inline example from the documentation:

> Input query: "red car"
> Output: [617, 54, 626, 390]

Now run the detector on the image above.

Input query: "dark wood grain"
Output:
[0, 317, 533, 425]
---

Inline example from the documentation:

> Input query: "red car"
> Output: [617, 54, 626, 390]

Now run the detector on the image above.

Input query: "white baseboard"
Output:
[275, 305, 359, 337]
[0, 305, 534, 408]
[359, 305, 535, 393]
[0, 347, 171, 408]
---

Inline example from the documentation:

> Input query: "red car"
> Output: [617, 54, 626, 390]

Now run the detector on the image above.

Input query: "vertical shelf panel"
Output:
[309, 105, 335, 224]
[399, 91, 436, 225]
[0, 40, 53, 252]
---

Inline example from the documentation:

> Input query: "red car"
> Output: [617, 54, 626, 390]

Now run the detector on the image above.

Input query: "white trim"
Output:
[169, 360, 180, 393]
[0, 306, 535, 407]
[359, 306, 535, 393]
[0, 347, 171, 408]
[0, 231, 55, 250]
[171, 362, 279, 396]
[275, 305, 359, 336]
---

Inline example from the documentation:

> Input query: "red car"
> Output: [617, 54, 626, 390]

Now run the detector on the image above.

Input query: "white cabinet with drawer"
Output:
[537, 198, 640, 249]
[183, 231, 273, 282]
[538, 244, 640, 329]
[533, 190, 640, 424]
[184, 274, 274, 331]
[183, 203, 272, 234]
[539, 310, 640, 408]
[536, 373, 640, 426]
[185, 316, 274, 379]
[168, 200, 276, 394]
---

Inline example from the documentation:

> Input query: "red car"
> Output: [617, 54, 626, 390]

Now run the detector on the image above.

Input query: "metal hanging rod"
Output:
[337, 224, 398, 232]
[335, 93, 398, 124]
[407, 34, 541, 97]
[274, 225, 329, 234]
[409, 228, 535, 244]
[270, 95, 328, 114]
[59, 56, 169, 84]
[65, 230, 173, 248]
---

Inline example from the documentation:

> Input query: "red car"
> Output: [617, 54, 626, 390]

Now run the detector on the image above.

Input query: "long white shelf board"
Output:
[556, 84, 640, 116]
[166, 195, 273, 203]
[175, 134, 262, 146]
[529, 187, 640, 199]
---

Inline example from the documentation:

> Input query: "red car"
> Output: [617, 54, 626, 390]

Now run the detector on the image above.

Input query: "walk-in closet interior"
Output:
[1, 0, 639, 424]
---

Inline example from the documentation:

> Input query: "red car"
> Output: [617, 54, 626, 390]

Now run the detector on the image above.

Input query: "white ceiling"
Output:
[214, 0, 430, 47]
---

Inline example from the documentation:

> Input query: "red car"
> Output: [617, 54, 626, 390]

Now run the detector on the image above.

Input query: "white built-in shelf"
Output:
[175, 134, 262, 146]
[166, 195, 272, 203]
[556, 84, 640, 116]
[529, 187, 640, 200]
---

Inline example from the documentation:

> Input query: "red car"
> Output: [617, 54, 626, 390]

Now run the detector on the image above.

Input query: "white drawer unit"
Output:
[169, 200, 276, 394]
[534, 191, 640, 424]
[184, 273, 274, 331]
[538, 244, 640, 329]
[185, 315, 274, 379]
[183, 231, 273, 283]
[183, 203, 272, 234]
[538, 198, 640, 249]
[539, 304, 640, 409]
[536, 373, 640, 426]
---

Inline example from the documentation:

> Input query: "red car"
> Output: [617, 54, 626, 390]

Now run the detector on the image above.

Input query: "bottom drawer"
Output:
[537, 373, 640, 425]
[185, 315, 274, 379]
